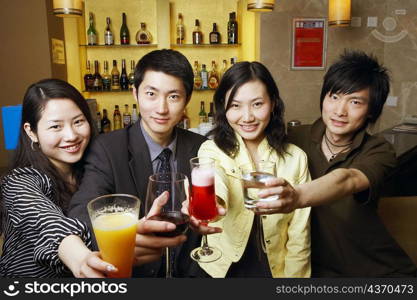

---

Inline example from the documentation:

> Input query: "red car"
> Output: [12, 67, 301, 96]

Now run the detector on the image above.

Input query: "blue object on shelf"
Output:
[1, 105, 22, 150]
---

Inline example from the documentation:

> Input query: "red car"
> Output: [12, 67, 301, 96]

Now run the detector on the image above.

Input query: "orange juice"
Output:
[92, 212, 137, 278]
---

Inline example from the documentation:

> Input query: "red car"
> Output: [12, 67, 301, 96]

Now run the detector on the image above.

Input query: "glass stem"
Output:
[200, 235, 213, 256]
[202, 234, 209, 250]
[165, 247, 172, 278]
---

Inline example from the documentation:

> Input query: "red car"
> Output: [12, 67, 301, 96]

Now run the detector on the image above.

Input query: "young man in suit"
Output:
[256, 50, 416, 277]
[69, 49, 207, 277]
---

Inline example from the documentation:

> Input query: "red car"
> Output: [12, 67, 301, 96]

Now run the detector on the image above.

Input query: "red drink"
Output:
[190, 184, 218, 223]
[190, 166, 218, 225]
[148, 211, 189, 237]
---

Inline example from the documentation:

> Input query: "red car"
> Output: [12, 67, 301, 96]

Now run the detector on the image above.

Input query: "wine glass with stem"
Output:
[145, 172, 190, 278]
[189, 157, 222, 263]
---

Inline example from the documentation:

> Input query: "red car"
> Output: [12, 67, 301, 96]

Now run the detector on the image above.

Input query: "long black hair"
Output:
[1, 79, 94, 231]
[211, 61, 287, 158]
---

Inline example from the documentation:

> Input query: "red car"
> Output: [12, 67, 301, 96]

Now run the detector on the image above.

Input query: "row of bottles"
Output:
[84, 59, 135, 92]
[96, 102, 215, 134]
[193, 58, 237, 90]
[198, 101, 215, 125]
[87, 12, 152, 45]
[96, 104, 139, 133]
[176, 12, 238, 45]
[176, 102, 214, 131]
[85, 57, 237, 92]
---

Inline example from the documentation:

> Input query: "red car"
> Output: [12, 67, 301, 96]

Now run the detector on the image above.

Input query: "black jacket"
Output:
[68, 120, 207, 277]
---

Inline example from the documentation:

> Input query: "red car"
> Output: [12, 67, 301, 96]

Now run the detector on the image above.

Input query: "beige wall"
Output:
[260, 0, 417, 132]
[0, 0, 65, 169]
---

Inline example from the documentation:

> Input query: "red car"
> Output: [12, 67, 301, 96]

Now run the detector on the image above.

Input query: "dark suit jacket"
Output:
[68, 120, 207, 277]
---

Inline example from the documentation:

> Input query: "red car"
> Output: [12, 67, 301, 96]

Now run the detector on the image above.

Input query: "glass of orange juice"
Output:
[87, 194, 140, 278]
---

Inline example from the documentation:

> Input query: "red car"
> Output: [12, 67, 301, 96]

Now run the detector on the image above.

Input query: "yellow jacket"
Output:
[197, 135, 311, 278]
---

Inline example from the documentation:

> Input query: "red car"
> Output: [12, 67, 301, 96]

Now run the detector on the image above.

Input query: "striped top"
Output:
[0, 167, 91, 277]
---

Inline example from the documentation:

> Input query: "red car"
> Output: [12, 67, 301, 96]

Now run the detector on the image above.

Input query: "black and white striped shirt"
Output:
[0, 167, 91, 277]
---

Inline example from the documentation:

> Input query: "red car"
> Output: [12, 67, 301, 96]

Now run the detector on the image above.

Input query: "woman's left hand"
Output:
[255, 177, 300, 214]
[181, 199, 225, 235]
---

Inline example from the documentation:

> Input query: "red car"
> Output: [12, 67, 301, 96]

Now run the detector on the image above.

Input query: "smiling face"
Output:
[225, 80, 273, 149]
[321, 88, 370, 142]
[133, 70, 187, 146]
[24, 98, 91, 174]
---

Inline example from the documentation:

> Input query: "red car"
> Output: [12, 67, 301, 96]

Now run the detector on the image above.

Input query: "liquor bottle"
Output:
[84, 60, 94, 91]
[136, 22, 152, 44]
[120, 13, 130, 45]
[111, 60, 120, 91]
[131, 103, 139, 124]
[104, 17, 114, 45]
[227, 12, 238, 44]
[93, 60, 103, 91]
[113, 105, 122, 130]
[230, 57, 237, 67]
[199, 101, 207, 124]
[128, 60, 135, 90]
[123, 104, 131, 128]
[96, 111, 102, 133]
[220, 59, 228, 79]
[192, 19, 203, 44]
[87, 12, 97, 45]
[177, 109, 190, 129]
[208, 102, 214, 125]
[200, 64, 208, 89]
[101, 109, 111, 133]
[208, 61, 219, 89]
[102, 60, 112, 91]
[120, 59, 129, 91]
[209, 23, 221, 44]
[183, 108, 190, 129]
[193, 61, 202, 90]
[176, 13, 185, 44]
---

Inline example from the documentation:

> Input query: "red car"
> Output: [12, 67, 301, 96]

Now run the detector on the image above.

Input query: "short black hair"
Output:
[210, 61, 287, 158]
[134, 49, 194, 102]
[320, 50, 390, 124]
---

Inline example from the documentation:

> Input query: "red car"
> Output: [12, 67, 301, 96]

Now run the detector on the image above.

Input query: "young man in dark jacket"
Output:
[69, 49, 207, 277]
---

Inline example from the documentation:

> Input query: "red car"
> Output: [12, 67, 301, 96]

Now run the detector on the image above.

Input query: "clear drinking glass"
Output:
[87, 194, 140, 278]
[240, 161, 277, 214]
[240, 162, 277, 253]
[189, 157, 222, 263]
[145, 172, 190, 278]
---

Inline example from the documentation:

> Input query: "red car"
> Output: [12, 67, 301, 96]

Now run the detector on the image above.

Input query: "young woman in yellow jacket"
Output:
[196, 62, 311, 278]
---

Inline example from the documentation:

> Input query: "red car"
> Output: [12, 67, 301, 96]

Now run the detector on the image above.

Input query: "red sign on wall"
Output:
[291, 18, 327, 70]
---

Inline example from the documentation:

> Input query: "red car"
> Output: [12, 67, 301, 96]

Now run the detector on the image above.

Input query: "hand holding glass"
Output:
[189, 157, 221, 263]
[87, 194, 140, 278]
[240, 161, 277, 214]
[145, 172, 189, 277]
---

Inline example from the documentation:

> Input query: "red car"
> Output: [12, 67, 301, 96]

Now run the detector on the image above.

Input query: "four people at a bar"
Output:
[0, 48, 416, 278]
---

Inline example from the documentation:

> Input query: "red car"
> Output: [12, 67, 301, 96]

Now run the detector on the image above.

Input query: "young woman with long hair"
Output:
[195, 62, 311, 277]
[0, 79, 115, 277]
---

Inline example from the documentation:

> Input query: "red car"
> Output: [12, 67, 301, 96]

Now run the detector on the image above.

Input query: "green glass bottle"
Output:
[120, 13, 130, 45]
[87, 12, 97, 45]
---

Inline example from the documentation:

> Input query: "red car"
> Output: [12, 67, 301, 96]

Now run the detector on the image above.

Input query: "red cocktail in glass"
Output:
[189, 157, 222, 263]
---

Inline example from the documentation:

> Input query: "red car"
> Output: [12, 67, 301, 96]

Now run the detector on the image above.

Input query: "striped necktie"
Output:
[156, 148, 172, 196]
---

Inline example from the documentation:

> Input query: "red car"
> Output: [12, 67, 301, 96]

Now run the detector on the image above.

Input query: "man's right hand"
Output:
[133, 191, 187, 266]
